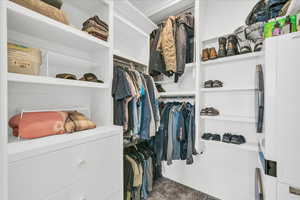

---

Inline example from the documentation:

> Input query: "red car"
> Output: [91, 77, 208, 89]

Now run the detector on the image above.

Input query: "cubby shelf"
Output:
[201, 87, 257, 93]
[201, 52, 264, 65]
[7, 1, 110, 53]
[159, 91, 196, 97]
[8, 73, 109, 89]
[202, 140, 258, 152]
[200, 115, 256, 123]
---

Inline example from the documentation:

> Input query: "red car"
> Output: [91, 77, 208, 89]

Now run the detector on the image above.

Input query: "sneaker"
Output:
[222, 133, 232, 143]
[230, 135, 246, 145]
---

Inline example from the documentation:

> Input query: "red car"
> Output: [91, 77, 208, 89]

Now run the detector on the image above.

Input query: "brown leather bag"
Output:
[10, 0, 69, 25]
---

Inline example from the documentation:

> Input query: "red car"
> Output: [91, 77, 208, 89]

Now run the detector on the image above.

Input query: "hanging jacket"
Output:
[156, 16, 177, 74]
[175, 12, 194, 82]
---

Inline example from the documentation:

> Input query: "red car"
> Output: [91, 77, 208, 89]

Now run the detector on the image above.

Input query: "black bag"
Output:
[246, 0, 269, 25]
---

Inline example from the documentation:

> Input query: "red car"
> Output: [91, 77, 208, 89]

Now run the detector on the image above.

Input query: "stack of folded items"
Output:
[82, 15, 109, 41]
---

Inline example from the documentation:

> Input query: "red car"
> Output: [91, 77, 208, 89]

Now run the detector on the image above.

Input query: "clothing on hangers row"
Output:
[153, 101, 197, 168]
[112, 64, 160, 139]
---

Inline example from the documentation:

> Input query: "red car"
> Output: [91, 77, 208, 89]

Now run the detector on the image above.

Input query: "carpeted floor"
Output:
[148, 178, 219, 200]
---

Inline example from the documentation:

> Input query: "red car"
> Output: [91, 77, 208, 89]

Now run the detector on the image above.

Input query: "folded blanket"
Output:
[84, 26, 109, 37]
[82, 20, 108, 32]
[9, 111, 68, 139]
[83, 15, 108, 31]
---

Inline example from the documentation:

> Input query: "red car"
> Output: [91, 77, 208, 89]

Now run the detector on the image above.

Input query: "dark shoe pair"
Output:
[218, 35, 240, 57]
[200, 107, 220, 116]
[222, 133, 246, 145]
[202, 133, 221, 141]
[202, 48, 218, 61]
[155, 84, 166, 93]
[204, 80, 223, 88]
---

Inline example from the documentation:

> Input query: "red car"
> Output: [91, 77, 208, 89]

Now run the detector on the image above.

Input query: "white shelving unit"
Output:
[201, 87, 257, 92]
[200, 115, 256, 123]
[202, 140, 258, 152]
[201, 52, 264, 65]
[159, 91, 196, 97]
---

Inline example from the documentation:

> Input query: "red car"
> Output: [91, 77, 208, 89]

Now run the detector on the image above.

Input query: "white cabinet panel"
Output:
[8, 144, 85, 200]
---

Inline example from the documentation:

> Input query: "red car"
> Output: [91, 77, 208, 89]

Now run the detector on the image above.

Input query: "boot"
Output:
[209, 47, 218, 59]
[246, 22, 265, 52]
[201, 48, 210, 61]
[155, 84, 166, 93]
[218, 37, 227, 58]
[234, 26, 252, 54]
[227, 34, 239, 56]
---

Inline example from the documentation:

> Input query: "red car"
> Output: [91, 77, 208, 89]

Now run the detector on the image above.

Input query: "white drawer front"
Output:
[9, 144, 85, 200]
[278, 183, 300, 200]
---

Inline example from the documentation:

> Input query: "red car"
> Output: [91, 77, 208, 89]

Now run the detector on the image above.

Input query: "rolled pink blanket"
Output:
[9, 111, 68, 139]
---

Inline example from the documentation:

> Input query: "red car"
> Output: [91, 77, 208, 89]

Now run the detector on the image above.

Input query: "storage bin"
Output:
[8, 43, 42, 75]
[10, 0, 69, 25]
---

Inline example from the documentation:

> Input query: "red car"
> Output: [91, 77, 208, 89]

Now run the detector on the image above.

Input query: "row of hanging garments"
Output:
[149, 12, 195, 83]
[124, 142, 160, 200]
[112, 60, 160, 139]
[153, 100, 197, 169]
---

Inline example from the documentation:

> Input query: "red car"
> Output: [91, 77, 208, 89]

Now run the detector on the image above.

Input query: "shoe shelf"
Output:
[8, 73, 109, 89]
[201, 52, 264, 66]
[7, 1, 110, 54]
[202, 139, 258, 152]
[200, 115, 256, 123]
[8, 126, 122, 162]
[201, 87, 257, 93]
[159, 91, 196, 97]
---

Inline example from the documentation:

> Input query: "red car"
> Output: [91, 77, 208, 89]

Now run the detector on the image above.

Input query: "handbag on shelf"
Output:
[8, 43, 42, 75]
[10, 0, 69, 25]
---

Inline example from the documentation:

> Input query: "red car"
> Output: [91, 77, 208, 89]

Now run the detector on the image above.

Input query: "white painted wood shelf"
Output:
[159, 91, 196, 97]
[201, 87, 257, 93]
[7, 1, 110, 53]
[201, 52, 264, 65]
[8, 73, 109, 89]
[200, 115, 256, 123]
[202, 140, 258, 152]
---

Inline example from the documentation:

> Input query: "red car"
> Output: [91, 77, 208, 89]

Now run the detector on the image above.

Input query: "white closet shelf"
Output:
[202, 140, 258, 152]
[7, 1, 110, 53]
[201, 87, 257, 93]
[114, 0, 157, 35]
[8, 73, 109, 89]
[200, 115, 256, 123]
[201, 52, 264, 65]
[159, 91, 196, 97]
[8, 126, 122, 162]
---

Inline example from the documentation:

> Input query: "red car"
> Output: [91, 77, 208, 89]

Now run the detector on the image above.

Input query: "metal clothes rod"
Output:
[157, 5, 194, 26]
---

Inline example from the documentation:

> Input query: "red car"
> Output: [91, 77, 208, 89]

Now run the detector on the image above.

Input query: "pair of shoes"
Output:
[155, 84, 166, 93]
[218, 35, 240, 57]
[202, 133, 221, 141]
[56, 73, 104, 83]
[222, 133, 246, 145]
[200, 107, 220, 116]
[202, 48, 217, 61]
[204, 80, 223, 88]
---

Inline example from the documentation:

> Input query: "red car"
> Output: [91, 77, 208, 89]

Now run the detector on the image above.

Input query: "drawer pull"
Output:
[290, 187, 300, 196]
[77, 159, 86, 167]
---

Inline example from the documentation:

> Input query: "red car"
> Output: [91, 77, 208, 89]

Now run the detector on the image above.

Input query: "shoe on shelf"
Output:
[155, 83, 166, 93]
[209, 47, 218, 60]
[227, 34, 239, 56]
[211, 134, 221, 141]
[202, 48, 210, 61]
[230, 135, 246, 145]
[200, 107, 220, 116]
[218, 37, 227, 58]
[212, 80, 223, 88]
[202, 133, 213, 140]
[204, 80, 214, 88]
[222, 133, 232, 143]
[245, 22, 265, 52]
[234, 25, 252, 54]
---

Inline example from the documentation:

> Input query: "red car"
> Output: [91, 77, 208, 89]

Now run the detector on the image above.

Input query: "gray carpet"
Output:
[148, 178, 219, 200]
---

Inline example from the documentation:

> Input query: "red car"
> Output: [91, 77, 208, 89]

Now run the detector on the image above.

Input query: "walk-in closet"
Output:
[0, 0, 300, 200]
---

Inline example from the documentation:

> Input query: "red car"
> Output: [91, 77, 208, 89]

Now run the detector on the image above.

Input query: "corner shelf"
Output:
[7, 1, 110, 53]
[200, 115, 256, 123]
[201, 52, 264, 65]
[8, 73, 109, 89]
[201, 87, 257, 93]
[202, 140, 258, 152]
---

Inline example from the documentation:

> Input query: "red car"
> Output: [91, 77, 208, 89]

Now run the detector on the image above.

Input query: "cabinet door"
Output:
[275, 34, 300, 187]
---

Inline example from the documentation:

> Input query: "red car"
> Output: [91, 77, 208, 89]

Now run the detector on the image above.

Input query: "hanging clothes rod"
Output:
[157, 5, 194, 26]
[159, 95, 195, 99]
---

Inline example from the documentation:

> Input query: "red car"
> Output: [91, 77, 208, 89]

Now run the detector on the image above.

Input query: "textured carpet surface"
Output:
[148, 178, 219, 200]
